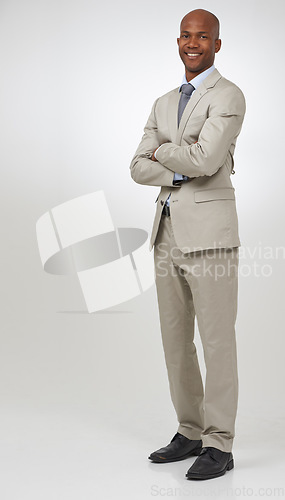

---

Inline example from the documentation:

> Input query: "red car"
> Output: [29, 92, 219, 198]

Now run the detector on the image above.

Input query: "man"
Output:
[130, 9, 245, 480]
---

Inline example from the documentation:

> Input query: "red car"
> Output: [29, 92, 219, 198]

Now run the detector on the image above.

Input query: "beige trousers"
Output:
[154, 215, 239, 452]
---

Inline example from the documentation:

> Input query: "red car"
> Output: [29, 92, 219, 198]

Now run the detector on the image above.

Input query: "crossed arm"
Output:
[129, 99, 177, 187]
[130, 87, 246, 187]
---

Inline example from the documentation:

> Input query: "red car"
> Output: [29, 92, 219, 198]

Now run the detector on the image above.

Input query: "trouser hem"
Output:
[178, 424, 203, 441]
[202, 435, 234, 453]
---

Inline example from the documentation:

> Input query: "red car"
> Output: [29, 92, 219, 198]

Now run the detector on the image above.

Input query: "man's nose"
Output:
[187, 36, 199, 48]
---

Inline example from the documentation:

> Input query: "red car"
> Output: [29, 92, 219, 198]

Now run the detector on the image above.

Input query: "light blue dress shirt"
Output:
[155, 65, 215, 206]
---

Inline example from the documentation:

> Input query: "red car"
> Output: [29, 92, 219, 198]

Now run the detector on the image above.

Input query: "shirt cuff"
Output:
[173, 173, 189, 185]
[173, 172, 183, 181]
[154, 144, 164, 159]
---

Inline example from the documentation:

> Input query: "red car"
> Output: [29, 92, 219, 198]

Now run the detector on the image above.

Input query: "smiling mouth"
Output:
[186, 53, 201, 58]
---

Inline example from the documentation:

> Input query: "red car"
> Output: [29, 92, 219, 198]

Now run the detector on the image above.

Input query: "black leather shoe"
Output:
[186, 447, 234, 480]
[148, 433, 202, 463]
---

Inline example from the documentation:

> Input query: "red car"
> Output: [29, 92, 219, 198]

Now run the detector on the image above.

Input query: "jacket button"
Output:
[160, 200, 164, 205]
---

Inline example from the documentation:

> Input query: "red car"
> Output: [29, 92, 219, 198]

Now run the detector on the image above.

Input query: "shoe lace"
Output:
[200, 447, 220, 463]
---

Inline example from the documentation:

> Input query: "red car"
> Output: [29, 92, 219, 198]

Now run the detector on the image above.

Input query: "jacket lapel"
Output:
[167, 88, 180, 142]
[167, 69, 223, 144]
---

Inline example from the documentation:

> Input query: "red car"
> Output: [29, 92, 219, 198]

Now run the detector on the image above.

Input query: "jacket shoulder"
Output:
[155, 86, 179, 103]
[215, 76, 245, 102]
[210, 75, 246, 114]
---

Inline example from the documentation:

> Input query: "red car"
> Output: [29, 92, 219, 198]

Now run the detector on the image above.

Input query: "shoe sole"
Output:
[149, 446, 202, 463]
[186, 458, 234, 480]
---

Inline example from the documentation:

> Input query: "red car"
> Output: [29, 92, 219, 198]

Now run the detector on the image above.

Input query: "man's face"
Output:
[177, 12, 221, 80]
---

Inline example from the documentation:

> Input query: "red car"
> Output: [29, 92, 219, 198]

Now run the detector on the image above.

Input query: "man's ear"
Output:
[215, 39, 222, 53]
[177, 37, 180, 46]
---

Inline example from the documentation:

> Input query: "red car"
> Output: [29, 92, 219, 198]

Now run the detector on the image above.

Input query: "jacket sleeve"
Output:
[129, 99, 177, 187]
[155, 86, 246, 178]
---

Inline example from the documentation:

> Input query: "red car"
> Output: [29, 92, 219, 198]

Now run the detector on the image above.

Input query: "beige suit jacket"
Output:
[130, 69, 246, 252]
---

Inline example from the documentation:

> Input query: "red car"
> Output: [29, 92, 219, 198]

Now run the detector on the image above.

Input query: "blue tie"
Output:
[165, 83, 195, 209]
[178, 83, 195, 126]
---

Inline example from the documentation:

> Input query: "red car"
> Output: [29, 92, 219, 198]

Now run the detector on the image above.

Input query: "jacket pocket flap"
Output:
[194, 188, 235, 203]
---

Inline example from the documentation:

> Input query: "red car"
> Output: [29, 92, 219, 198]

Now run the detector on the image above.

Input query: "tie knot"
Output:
[181, 83, 195, 97]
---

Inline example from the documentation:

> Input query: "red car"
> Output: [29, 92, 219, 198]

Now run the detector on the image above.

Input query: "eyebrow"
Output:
[181, 30, 209, 34]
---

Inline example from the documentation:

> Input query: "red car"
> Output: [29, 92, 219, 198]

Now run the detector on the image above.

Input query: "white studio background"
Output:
[1, 0, 285, 499]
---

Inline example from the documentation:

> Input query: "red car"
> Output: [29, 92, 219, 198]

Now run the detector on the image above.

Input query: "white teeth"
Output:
[187, 53, 200, 56]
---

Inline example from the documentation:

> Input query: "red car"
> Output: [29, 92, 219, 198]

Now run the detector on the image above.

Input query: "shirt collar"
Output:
[179, 65, 215, 92]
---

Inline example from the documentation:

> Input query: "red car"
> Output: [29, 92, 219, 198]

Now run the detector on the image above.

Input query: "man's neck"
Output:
[186, 65, 215, 82]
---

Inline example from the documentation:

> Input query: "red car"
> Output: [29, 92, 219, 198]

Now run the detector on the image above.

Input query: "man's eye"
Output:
[182, 35, 189, 38]
[201, 35, 207, 39]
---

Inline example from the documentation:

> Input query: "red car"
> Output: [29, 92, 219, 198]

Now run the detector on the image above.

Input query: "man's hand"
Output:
[151, 148, 159, 161]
